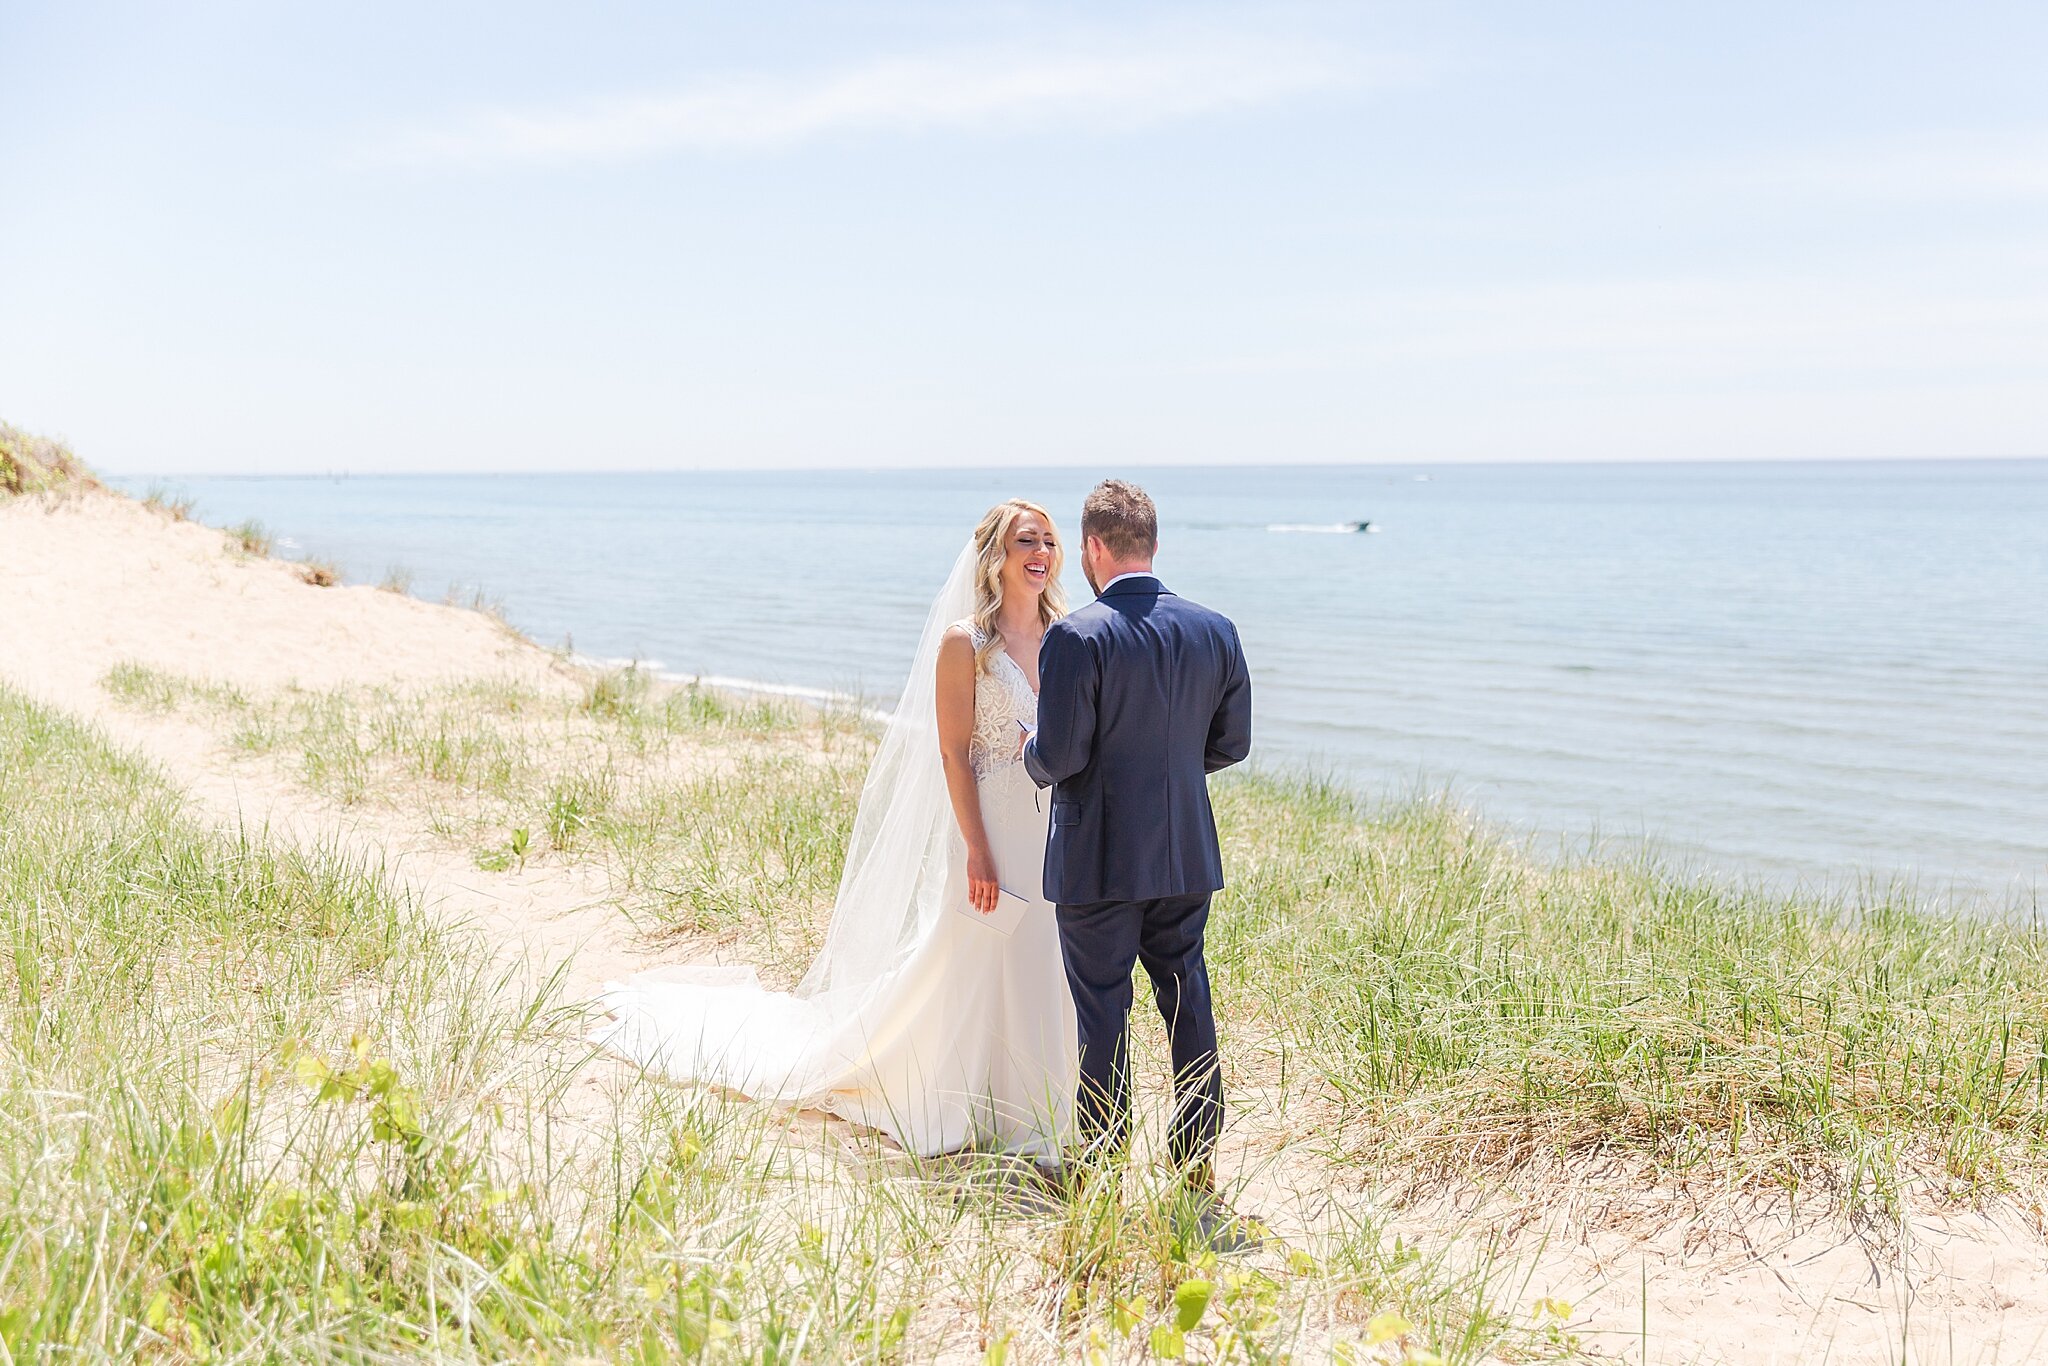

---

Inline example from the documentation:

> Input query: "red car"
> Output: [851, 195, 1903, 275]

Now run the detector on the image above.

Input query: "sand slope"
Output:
[0, 491, 650, 999]
[1, 492, 556, 701]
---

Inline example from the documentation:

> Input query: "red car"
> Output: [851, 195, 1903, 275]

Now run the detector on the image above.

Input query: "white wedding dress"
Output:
[594, 547, 1078, 1158]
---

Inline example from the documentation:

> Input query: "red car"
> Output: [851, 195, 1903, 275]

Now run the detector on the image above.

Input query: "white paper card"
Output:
[953, 884, 1032, 936]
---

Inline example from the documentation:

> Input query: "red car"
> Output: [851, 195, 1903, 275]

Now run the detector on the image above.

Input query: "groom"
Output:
[1023, 479, 1253, 1195]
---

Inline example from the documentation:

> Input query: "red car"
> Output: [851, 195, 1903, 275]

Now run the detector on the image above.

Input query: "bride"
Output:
[595, 500, 1079, 1158]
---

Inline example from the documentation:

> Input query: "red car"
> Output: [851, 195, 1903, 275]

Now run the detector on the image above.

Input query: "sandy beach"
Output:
[5, 479, 2048, 1364]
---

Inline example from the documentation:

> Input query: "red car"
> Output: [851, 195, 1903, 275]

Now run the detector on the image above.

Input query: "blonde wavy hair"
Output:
[969, 499, 1068, 675]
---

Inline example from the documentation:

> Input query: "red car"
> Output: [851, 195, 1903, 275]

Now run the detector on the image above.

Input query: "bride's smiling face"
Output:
[1000, 512, 1057, 602]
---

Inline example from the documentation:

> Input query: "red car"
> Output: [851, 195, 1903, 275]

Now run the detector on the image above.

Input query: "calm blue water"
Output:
[122, 462, 2047, 906]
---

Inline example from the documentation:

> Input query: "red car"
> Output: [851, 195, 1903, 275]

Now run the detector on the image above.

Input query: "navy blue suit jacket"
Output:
[1023, 576, 1252, 905]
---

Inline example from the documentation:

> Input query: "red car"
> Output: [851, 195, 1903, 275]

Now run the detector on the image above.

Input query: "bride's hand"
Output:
[967, 844, 1000, 914]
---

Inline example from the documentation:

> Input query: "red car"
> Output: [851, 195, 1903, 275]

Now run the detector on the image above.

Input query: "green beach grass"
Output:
[97, 662, 870, 971]
[27, 672, 1523, 1361]
[1206, 777, 2048, 1216]
[13, 652, 2045, 1359]
[0, 423, 99, 498]
[98, 657, 2048, 1216]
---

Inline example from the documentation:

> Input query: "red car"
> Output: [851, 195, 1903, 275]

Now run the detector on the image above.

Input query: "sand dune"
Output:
[2, 491, 557, 702]
[0, 490, 657, 997]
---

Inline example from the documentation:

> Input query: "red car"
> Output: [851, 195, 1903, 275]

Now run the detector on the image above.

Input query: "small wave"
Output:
[673, 672, 895, 724]
[669, 672, 855, 705]
[1267, 521, 1377, 534]
[579, 655, 666, 672]
[569, 653, 892, 721]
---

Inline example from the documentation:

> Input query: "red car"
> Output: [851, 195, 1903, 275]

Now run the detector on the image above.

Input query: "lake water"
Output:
[124, 461, 2046, 907]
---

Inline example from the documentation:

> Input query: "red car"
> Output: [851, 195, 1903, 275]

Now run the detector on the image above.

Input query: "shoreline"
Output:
[565, 652, 895, 724]
[575, 658, 2039, 921]
[111, 461, 2048, 914]
[16, 463, 2038, 915]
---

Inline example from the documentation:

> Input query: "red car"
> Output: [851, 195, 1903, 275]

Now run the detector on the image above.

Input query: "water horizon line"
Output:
[108, 452, 2048, 482]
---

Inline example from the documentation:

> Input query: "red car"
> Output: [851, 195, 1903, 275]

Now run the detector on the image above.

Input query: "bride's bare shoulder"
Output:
[937, 624, 976, 672]
[935, 627, 980, 708]
[941, 618, 987, 649]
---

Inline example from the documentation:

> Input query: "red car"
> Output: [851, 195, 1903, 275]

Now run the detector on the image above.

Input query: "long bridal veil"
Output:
[797, 540, 976, 998]
[595, 542, 980, 1101]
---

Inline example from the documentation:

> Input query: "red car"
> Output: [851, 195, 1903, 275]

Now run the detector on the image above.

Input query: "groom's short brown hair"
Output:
[1081, 479, 1157, 560]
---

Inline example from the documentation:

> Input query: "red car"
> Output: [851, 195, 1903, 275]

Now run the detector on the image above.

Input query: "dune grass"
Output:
[101, 663, 872, 974]
[1208, 775, 2048, 1219]
[226, 518, 272, 556]
[94, 658, 2048, 1246]
[0, 683, 518, 1356]
[139, 484, 198, 521]
[0, 422, 99, 497]
[15, 679, 1529, 1361]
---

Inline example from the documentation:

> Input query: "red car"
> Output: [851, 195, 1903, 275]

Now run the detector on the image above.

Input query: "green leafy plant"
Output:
[284, 1035, 423, 1147]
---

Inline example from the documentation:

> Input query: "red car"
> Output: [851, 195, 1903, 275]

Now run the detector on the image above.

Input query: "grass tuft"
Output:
[139, 484, 196, 520]
[0, 421, 99, 497]
[582, 664, 648, 717]
[226, 517, 271, 556]
[101, 660, 249, 712]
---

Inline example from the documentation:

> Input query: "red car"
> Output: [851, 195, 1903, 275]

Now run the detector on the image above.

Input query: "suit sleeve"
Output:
[1023, 620, 1098, 789]
[1204, 621, 1252, 774]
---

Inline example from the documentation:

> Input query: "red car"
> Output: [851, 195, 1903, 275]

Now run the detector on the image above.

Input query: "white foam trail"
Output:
[569, 653, 893, 722]
[672, 673, 896, 724]
[1267, 522, 1375, 534]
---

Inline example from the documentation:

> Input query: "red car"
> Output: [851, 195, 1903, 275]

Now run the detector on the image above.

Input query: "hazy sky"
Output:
[5, 2, 2045, 474]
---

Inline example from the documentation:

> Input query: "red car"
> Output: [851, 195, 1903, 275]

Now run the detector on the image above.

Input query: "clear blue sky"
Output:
[4, 2, 2044, 473]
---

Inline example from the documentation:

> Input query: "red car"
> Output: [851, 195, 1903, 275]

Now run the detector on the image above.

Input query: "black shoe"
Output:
[987, 1159, 1064, 1215]
[1178, 1191, 1261, 1256]
[1030, 1158, 1113, 1206]
[1029, 1159, 1074, 1196]
[1041, 1148, 1129, 1199]
[934, 1153, 1064, 1214]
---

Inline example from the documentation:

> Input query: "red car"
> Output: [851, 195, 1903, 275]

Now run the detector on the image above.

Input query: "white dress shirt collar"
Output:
[1101, 570, 1158, 592]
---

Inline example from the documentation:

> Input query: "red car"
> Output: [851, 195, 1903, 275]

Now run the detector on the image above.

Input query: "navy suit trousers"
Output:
[1055, 892, 1223, 1168]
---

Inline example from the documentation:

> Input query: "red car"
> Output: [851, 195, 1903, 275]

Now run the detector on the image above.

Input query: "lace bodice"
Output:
[959, 621, 1039, 782]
